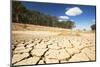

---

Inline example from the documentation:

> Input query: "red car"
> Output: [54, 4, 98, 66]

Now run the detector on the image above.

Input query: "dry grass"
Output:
[12, 23, 67, 31]
[12, 23, 95, 37]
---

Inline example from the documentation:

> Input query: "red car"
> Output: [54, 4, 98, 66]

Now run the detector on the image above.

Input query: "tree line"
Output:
[12, 1, 75, 29]
[91, 24, 96, 31]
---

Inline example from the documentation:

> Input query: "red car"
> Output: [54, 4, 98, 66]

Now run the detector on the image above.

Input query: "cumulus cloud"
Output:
[58, 16, 69, 22]
[59, 16, 69, 19]
[65, 7, 83, 16]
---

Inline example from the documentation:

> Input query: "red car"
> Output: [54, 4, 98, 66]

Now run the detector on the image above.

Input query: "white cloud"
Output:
[70, 19, 74, 22]
[58, 16, 69, 21]
[65, 7, 83, 16]
[59, 16, 69, 20]
[58, 19, 64, 22]
[58, 16, 69, 22]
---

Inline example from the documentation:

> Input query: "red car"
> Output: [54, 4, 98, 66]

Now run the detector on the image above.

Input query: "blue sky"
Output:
[21, 1, 96, 30]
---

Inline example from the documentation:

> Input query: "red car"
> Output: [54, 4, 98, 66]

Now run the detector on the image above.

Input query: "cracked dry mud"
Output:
[12, 31, 96, 66]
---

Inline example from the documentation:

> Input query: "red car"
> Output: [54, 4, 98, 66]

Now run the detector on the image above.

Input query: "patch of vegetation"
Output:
[91, 24, 96, 31]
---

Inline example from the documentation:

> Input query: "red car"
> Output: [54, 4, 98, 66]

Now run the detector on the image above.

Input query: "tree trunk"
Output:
[16, 14, 19, 22]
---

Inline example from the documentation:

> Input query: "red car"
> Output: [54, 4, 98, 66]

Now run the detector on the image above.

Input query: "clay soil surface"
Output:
[12, 23, 96, 66]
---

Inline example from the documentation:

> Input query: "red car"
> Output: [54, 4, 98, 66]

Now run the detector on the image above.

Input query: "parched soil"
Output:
[11, 23, 96, 66]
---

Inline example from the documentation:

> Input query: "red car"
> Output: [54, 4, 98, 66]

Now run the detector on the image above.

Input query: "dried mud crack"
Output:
[12, 31, 96, 66]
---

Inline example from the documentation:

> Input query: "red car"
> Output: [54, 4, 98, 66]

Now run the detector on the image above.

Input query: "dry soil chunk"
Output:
[48, 43, 61, 49]
[14, 46, 25, 51]
[57, 49, 70, 60]
[45, 58, 59, 64]
[38, 60, 44, 64]
[65, 47, 80, 55]
[17, 44, 25, 47]
[12, 53, 29, 64]
[45, 49, 59, 59]
[58, 40, 72, 48]
[60, 59, 68, 63]
[14, 47, 32, 54]
[34, 44, 47, 49]
[31, 48, 47, 56]
[82, 48, 95, 60]
[88, 46, 95, 51]
[26, 43, 35, 48]
[14, 56, 40, 65]
[68, 53, 89, 62]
